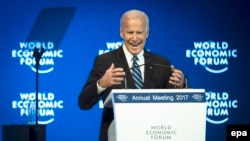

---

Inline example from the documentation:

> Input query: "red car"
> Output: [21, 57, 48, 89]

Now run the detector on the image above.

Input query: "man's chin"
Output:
[129, 48, 143, 55]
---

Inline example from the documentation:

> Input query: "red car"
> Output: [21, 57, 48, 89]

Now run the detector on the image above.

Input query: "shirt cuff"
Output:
[97, 80, 106, 94]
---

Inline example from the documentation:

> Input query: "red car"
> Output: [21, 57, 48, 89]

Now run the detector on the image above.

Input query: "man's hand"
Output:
[169, 66, 185, 88]
[98, 63, 126, 88]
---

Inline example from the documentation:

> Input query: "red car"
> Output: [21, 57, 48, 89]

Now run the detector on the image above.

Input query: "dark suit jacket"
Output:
[78, 47, 175, 141]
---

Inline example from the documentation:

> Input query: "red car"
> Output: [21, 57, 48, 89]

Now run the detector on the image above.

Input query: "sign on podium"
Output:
[104, 89, 206, 141]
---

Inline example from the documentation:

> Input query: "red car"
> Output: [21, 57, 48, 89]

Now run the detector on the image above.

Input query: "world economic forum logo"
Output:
[116, 95, 128, 102]
[186, 41, 237, 73]
[12, 41, 63, 74]
[11, 7, 75, 74]
[12, 92, 64, 124]
[206, 91, 238, 124]
[99, 41, 123, 55]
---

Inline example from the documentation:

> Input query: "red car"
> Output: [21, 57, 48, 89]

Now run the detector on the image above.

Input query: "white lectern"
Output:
[104, 89, 206, 141]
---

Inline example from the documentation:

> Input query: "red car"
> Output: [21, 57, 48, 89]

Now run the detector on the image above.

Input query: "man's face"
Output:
[120, 17, 149, 55]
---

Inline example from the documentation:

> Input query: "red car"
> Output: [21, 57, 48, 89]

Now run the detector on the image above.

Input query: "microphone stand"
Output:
[32, 47, 45, 141]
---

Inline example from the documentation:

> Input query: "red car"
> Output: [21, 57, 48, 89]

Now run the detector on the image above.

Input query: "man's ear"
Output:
[120, 28, 124, 38]
[146, 30, 149, 38]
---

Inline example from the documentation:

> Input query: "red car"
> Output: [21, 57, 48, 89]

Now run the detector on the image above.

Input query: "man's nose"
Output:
[132, 33, 138, 40]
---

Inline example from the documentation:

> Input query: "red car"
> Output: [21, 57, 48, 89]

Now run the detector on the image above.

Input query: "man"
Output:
[78, 9, 185, 141]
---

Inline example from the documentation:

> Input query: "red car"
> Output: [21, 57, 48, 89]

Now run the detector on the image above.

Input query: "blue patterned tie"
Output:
[131, 56, 143, 89]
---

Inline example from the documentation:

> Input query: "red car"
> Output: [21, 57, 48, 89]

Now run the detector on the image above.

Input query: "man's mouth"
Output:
[130, 42, 140, 47]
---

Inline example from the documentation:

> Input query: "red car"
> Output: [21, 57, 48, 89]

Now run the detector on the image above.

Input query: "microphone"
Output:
[33, 47, 45, 68]
[130, 63, 145, 69]
[143, 53, 188, 88]
[124, 53, 173, 89]
[33, 47, 45, 60]
[144, 53, 172, 69]
[151, 63, 172, 69]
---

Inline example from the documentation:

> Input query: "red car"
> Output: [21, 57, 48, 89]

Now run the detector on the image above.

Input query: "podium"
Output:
[104, 89, 207, 141]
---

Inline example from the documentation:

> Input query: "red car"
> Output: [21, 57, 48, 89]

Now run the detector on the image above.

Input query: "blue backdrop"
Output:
[1, 0, 250, 140]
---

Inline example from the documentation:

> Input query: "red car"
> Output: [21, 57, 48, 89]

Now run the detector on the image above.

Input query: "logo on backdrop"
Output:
[206, 91, 238, 124]
[12, 92, 64, 124]
[12, 41, 63, 74]
[11, 7, 76, 74]
[186, 41, 237, 73]
[99, 41, 123, 55]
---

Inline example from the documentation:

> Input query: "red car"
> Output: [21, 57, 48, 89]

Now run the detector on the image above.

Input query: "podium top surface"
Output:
[109, 89, 205, 94]
[104, 89, 205, 108]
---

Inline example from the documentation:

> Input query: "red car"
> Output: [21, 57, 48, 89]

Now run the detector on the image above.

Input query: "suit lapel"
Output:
[143, 51, 153, 88]
[115, 47, 136, 89]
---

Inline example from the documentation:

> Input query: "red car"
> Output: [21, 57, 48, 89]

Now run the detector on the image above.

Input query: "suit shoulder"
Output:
[148, 51, 171, 65]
